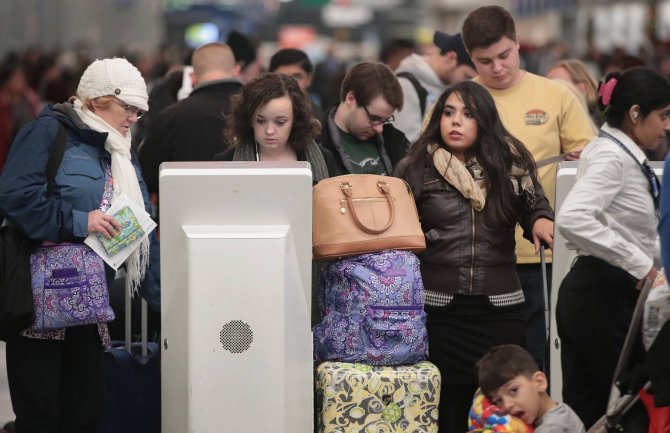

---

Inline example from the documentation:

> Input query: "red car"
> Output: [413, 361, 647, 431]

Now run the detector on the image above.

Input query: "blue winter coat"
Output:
[0, 103, 151, 243]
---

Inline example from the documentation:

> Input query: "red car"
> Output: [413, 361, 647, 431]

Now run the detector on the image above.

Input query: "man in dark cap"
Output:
[269, 48, 322, 117]
[227, 30, 261, 83]
[392, 31, 476, 143]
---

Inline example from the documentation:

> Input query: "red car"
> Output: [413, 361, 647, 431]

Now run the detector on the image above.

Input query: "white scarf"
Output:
[73, 98, 149, 296]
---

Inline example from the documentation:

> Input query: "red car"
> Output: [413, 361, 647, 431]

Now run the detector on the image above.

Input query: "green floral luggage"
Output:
[315, 361, 441, 433]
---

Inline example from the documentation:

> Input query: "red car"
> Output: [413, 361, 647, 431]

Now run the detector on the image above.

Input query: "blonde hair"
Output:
[548, 59, 598, 112]
[70, 95, 114, 113]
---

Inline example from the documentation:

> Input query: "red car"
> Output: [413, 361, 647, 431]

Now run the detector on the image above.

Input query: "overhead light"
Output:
[322, 3, 373, 27]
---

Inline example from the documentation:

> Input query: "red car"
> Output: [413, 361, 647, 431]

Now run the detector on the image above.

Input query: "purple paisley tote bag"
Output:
[30, 243, 114, 331]
[313, 250, 428, 366]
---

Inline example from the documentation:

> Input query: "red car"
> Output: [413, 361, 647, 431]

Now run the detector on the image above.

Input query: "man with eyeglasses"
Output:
[321, 62, 409, 175]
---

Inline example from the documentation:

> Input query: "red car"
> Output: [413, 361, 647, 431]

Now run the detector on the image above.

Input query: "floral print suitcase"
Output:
[315, 361, 441, 433]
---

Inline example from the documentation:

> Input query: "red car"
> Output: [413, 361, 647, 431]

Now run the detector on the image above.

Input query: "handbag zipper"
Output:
[340, 197, 396, 214]
[368, 305, 423, 311]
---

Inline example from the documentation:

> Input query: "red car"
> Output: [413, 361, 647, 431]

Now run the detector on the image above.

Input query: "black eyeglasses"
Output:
[111, 98, 146, 119]
[362, 105, 394, 126]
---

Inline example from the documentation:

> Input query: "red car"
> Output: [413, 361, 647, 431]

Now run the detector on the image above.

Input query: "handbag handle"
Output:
[341, 180, 395, 235]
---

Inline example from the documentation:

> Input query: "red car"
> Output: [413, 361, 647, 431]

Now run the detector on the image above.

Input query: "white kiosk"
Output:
[159, 161, 313, 433]
[550, 161, 664, 399]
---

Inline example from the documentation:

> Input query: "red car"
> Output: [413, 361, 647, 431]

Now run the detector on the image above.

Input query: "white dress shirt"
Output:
[557, 123, 660, 279]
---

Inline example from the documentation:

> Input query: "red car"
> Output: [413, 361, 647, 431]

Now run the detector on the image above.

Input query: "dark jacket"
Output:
[397, 152, 554, 297]
[320, 105, 409, 175]
[213, 142, 341, 185]
[138, 79, 243, 194]
[0, 103, 151, 244]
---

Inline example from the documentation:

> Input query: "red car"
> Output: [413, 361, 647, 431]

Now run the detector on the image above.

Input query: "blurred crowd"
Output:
[3, 31, 670, 175]
[2, 6, 670, 430]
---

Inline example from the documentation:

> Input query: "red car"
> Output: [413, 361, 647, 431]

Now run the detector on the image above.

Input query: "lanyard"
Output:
[598, 130, 660, 214]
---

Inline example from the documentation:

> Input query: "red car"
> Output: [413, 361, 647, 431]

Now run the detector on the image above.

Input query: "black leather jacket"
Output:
[396, 152, 554, 297]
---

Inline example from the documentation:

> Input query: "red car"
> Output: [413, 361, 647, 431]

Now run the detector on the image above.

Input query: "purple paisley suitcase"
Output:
[313, 250, 428, 366]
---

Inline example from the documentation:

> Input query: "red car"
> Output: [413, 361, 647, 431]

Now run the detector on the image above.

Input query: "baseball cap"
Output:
[433, 31, 475, 69]
[227, 30, 257, 69]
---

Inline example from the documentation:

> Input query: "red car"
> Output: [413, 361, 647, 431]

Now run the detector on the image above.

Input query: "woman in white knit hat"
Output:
[0, 57, 151, 432]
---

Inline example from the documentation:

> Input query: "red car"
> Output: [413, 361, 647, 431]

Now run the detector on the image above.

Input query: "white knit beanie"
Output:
[77, 58, 149, 111]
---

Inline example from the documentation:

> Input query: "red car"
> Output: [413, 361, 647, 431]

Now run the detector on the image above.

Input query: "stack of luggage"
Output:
[311, 175, 441, 433]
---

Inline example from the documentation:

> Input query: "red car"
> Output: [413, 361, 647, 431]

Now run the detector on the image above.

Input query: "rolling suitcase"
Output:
[97, 272, 160, 433]
[315, 361, 441, 433]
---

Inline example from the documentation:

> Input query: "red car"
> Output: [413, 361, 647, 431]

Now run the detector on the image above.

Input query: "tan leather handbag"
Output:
[312, 174, 426, 260]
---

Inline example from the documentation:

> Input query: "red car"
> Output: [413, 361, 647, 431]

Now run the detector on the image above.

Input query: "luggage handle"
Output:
[125, 276, 148, 357]
[539, 242, 550, 375]
[340, 180, 395, 235]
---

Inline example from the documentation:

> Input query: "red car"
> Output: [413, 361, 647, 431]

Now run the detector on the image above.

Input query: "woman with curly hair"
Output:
[214, 72, 339, 183]
[394, 80, 554, 433]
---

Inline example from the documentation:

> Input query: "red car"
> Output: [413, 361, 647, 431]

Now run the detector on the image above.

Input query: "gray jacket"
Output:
[392, 54, 446, 144]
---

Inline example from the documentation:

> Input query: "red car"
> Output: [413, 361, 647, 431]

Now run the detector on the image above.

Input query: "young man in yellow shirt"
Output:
[462, 5, 597, 368]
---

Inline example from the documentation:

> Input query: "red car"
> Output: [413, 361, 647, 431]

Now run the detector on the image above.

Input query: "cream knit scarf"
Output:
[73, 98, 150, 296]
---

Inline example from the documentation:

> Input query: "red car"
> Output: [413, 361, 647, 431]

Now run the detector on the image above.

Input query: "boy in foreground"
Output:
[476, 345, 585, 433]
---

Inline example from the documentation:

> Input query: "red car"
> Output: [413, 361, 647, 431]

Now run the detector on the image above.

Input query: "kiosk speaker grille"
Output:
[219, 320, 253, 353]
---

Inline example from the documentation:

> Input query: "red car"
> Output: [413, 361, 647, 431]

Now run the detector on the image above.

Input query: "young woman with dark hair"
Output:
[556, 67, 670, 429]
[394, 80, 554, 433]
[214, 72, 339, 183]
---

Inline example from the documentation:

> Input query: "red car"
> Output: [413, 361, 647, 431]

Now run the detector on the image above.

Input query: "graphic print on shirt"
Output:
[354, 157, 382, 169]
[524, 109, 549, 126]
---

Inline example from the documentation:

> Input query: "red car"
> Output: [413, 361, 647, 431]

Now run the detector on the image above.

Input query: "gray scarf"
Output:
[232, 139, 329, 182]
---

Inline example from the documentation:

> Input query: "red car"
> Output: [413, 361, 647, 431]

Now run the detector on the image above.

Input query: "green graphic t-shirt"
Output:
[338, 129, 386, 175]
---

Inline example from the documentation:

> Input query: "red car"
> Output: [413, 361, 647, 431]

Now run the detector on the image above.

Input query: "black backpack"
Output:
[396, 71, 428, 117]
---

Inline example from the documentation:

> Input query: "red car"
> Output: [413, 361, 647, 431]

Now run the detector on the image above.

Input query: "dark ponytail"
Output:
[598, 67, 670, 128]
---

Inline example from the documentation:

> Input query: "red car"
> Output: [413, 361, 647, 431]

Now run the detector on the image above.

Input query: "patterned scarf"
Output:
[428, 143, 535, 210]
[429, 143, 487, 210]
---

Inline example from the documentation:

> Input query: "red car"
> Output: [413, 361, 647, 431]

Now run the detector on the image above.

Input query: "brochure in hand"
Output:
[96, 206, 145, 255]
[84, 193, 157, 270]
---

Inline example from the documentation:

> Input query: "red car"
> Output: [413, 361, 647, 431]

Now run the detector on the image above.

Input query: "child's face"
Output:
[489, 372, 551, 425]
